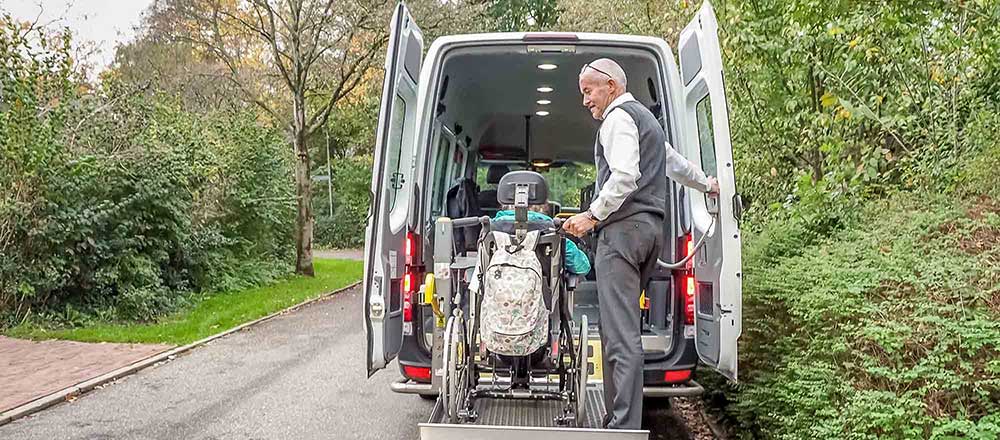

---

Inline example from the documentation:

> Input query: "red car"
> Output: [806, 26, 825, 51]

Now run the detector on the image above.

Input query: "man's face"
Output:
[579, 72, 616, 120]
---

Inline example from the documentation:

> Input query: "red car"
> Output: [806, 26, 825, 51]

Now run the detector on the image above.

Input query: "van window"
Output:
[385, 94, 407, 211]
[475, 162, 595, 210]
[695, 95, 718, 177]
[430, 134, 451, 216]
[539, 163, 596, 209]
[451, 146, 466, 181]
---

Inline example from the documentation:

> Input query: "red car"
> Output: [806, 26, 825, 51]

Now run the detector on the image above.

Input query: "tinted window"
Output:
[451, 146, 466, 182]
[385, 94, 407, 210]
[695, 95, 717, 177]
[430, 134, 451, 216]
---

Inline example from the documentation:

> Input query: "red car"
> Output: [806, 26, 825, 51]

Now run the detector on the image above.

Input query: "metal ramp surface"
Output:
[419, 385, 649, 440]
[470, 385, 606, 428]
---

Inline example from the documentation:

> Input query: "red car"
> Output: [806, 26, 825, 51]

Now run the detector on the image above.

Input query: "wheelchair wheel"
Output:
[442, 315, 469, 423]
[574, 314, 590, 427]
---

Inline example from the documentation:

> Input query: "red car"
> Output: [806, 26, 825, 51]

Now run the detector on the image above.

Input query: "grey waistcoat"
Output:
[594, 100, 667, 231]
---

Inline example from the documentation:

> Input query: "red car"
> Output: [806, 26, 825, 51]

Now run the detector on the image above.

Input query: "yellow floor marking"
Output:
[587, 338, 603, 382]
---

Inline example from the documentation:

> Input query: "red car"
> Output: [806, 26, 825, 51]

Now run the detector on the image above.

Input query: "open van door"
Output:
[364, 2, 423, 376]
[676, 1, 743, 382]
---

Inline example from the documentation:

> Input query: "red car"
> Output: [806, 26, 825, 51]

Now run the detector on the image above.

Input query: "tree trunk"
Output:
[293, 94, 315, 277]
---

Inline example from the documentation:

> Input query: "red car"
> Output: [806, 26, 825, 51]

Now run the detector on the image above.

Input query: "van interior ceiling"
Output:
[435, 45, 665, 168]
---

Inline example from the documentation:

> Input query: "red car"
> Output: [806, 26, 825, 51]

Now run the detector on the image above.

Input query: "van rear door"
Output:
[364, 2, 423, 376]
[674, 1, 743, 382]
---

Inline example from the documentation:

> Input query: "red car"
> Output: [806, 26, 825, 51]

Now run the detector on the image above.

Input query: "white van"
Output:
[363, 0, 743, 421]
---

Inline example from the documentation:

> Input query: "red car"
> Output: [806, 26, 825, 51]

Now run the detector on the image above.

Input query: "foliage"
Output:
[0, 18, 294, 328]
[7, 259, 362, 345]
[718, 0, 1000, 228]
[538, 163, 596, 208]
[700, 137, 1000, 439]
[314, 156, 374, 249]
[473, 0, 561, 31]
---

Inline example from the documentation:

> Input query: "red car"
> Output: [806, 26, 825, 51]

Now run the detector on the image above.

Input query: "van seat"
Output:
[477, 164, 509, 214]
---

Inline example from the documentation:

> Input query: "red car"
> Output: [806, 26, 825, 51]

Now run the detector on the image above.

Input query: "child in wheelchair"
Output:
[441, 170, 594, 425]
[474, 171, 591, 383]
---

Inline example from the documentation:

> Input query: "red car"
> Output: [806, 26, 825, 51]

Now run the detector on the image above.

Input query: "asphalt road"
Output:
[0, 285, 695, 440]
[0, 286, 433, 439]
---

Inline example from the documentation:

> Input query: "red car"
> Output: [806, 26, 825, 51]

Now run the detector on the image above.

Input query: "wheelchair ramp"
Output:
[419, 385, 649, 440]
[472, 385, 605, 428]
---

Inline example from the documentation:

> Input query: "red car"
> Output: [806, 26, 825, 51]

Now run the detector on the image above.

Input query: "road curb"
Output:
[0, 280, 362, 427]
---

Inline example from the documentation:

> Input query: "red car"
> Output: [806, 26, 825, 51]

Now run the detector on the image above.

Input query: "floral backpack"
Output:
[479, 230, 548, 357]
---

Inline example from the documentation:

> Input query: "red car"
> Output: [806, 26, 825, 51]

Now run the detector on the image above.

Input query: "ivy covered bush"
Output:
[1, 19, 294, 328]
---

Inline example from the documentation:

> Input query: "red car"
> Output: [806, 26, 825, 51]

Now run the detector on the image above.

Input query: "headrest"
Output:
[497, 171, 548, 205]
[486, 164, 510, 185]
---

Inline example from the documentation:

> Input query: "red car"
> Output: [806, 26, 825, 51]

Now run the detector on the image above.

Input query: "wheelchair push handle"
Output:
[550, 218, 591, 255]
[451, 215, 491, 229]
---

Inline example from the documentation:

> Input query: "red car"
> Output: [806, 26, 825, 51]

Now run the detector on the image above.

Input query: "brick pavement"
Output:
[0, 336, 171, 413]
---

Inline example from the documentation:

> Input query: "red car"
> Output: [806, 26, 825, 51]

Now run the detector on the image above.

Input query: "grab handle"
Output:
[656, 216, 716, 270]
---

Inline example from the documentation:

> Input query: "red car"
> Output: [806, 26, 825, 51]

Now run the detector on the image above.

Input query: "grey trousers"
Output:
[595, 212, 663, 430]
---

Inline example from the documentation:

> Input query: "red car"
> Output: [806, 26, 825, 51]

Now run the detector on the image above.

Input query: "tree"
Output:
[472, 0, 560, 31]
[158, 0, 393, 276]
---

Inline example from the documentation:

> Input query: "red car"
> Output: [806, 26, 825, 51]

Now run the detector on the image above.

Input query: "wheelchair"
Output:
[436, 171, 591, 426]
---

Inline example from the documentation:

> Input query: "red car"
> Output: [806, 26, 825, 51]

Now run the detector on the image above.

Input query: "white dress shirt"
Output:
[589, 92, 712, 221]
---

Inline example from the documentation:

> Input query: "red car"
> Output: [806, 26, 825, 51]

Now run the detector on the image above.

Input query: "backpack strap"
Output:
[493, 231, 511, 247]
[521, 230, 540, 251]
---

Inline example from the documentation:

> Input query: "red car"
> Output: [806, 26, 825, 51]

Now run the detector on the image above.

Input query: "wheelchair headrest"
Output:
[497, 171, 548, 205]
[486, 164, 510, 185]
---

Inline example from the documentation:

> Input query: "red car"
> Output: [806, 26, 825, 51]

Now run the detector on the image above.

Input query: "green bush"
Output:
[0, 20, 293, 328]
[705, 152, 1000, 439]
[313, 155, 372, 249]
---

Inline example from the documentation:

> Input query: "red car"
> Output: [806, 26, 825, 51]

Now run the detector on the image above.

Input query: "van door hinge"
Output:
[370, 277, 385, 320]
[390, 172, 405, 189]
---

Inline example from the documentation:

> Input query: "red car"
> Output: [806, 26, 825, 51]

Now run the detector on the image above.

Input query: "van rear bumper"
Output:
[390, 378, 436, 396]
[642, 380, 703, 397]
[392, 378, 702, 397]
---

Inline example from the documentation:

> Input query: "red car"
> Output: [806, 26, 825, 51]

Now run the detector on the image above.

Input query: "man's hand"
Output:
[563, 212, 598, 237]
[706, 176, 720, 194]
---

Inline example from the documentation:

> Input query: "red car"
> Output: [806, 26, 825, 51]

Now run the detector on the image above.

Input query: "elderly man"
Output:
[563, 58, 718, 430]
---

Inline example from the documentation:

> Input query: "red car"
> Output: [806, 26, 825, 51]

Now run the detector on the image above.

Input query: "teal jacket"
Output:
[494, 210, 592, 275]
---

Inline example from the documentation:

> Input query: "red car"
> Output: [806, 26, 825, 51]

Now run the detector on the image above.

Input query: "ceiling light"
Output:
[537, 86, 554, 93]
[537, 64, 558, 70]
[535, 111, 550, 116]
[536, 100, 551, 105]
[532, 159, 552, 167]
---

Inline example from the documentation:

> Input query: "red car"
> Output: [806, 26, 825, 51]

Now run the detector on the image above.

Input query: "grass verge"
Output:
[5, 258, 363, 346]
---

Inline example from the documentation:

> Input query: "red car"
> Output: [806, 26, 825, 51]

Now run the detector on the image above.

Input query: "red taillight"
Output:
[663, 369, 692, 383]
[402, 274, 414, 322]
[402, 365, 431, 382]
[402, 232, 419, 323]
[679, 233, 696, 325]
[684, 275, 695, 325]
[405, 232, 415, 264]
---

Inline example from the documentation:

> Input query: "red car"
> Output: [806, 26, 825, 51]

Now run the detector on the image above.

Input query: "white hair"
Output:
[580, 58, 627, 89]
